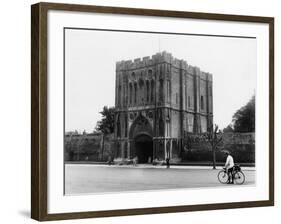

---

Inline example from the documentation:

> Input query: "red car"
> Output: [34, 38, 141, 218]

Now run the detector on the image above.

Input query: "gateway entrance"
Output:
[134, 134, 153, 163]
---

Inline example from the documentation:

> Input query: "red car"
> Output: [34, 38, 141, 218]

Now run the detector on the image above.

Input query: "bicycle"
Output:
[217, 164, 245, 185]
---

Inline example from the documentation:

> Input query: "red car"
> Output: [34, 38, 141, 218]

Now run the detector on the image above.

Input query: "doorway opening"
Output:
[134, 134, 153, 163]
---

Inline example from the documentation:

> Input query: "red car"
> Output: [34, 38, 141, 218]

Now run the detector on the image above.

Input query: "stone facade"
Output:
[114, 51, 213, 163]
[65, 132, 114, 162]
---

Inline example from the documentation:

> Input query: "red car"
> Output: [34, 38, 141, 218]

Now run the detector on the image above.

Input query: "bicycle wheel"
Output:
[218, 170, 228, 184]
[233, 171, 245, 185]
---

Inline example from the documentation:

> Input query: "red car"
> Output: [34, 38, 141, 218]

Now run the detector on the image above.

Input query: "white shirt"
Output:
[225, 155, 234, 168]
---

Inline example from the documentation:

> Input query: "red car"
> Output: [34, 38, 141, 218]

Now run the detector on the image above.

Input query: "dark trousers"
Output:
[227, 167, 234, 183]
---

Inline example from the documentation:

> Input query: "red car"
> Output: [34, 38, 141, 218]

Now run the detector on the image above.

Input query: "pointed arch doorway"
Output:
[134, 134, 153, 163]
[129, 114, 154, 163]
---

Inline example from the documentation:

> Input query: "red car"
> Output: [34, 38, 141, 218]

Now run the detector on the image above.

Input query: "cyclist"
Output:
[224, 150, 234, 184]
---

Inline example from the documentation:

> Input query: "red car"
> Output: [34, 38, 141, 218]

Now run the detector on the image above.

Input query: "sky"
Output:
[65, 28, 256, 133]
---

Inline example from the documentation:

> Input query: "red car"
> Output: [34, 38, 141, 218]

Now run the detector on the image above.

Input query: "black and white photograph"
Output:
[64, 28, 256, 195]
[28, 2, 274, 221]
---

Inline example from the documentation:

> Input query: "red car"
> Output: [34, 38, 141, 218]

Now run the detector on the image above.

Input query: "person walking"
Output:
[166, 157, 170, 168]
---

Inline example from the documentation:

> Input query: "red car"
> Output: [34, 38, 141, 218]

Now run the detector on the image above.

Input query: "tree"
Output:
[205, 124, 223, 169]
[232, 95, 255, 132]
[223, 124, 234, 133]
[95, 106, 115, 134]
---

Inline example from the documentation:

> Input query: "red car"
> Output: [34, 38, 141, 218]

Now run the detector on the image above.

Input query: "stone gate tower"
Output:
[114, 51, 213, 163]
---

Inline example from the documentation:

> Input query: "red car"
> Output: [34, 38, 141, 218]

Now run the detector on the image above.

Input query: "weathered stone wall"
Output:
[64, 133, 114, 162]
[171, 66, 180, 109]
[183, 112, 194, 133]
[200, 116, 208, 133]
[223, 132, 255, 144]
[171, 110, 180, 138]
[199, 79, 207, 113]
[185, 74, 195, 110]
[182, 132, 255, 163]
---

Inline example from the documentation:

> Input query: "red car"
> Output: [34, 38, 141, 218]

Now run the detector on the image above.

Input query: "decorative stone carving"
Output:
[136, 114, 149, 126]
[129, 113, 134, 121]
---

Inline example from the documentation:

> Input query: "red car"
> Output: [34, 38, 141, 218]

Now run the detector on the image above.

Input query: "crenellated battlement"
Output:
[116, 51, 212, 81]
[116, 51, 181, 70]
[116, 51, 168, 71]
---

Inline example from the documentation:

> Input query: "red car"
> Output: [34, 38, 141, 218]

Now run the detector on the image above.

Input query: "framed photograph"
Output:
[31, 2, 274, 221]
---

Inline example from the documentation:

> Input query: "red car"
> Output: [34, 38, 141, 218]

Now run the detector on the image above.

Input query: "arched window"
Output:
[124, 114, 128, 137]
[146, 80, 150, 102]
[185, 85, 187, 109]
[117, 115, 121, 137]
[201, 96, 204, 110]
[150, 80, 154, 102]
[125, 85, 128, 105]
[118, 85, 121, 106]
[138, 79, 144, 103]
[129, 83, 133, 104]
[131, 72, 135, 79]
[166, 80, 169, 99]
[166, 80, 171, 102]
[159, 79, 164, 102]
[169, 81, 171, 100]
[139, 78, 144, 88]
[134, 82, 137, 104]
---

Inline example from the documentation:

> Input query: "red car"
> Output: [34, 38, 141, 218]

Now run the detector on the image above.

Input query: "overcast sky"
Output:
[65, 29, 256, 133]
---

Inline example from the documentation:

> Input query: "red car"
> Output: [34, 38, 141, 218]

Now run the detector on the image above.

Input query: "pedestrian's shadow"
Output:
[18, 210, 30, 218]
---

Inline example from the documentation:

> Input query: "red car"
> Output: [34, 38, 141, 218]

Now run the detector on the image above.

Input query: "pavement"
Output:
[67, 163, 256, 171]
[65, 164, 256, 195]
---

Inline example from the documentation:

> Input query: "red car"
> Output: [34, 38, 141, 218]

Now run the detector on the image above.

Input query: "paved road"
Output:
[65, 164, 255, 195]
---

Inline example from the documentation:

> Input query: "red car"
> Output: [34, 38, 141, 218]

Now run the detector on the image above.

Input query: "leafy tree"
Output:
[95, 106, 115, 134]
[223, 124, 234, 133]
[232, 95, 255, 132]
[205, 124, 223, 169]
